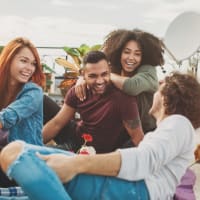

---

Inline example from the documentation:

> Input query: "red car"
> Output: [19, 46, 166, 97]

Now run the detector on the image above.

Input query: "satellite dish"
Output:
[164, 11, 200, 63]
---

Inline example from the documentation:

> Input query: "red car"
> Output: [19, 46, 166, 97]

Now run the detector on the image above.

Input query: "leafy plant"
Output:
[42, 63, 56, 93]
[56, 43, 102, 72]
[55, 43, 102, 96]
[42, 63, 56, 74]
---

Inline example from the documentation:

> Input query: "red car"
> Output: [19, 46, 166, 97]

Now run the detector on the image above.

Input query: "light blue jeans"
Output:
[5, 142, 150, 200]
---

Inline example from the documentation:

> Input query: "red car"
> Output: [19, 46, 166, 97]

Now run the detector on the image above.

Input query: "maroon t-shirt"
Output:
[65, 84, 140, 153]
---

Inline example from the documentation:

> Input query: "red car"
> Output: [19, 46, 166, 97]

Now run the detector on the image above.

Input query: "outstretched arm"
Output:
[38, 151, 121, 183]
[111, 65, 158, 96]
[43, 104, 75, 143]
[110, 73, 128, 90]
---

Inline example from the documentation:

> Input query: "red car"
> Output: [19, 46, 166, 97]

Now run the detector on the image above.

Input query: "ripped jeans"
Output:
[5, 141, 150, 200]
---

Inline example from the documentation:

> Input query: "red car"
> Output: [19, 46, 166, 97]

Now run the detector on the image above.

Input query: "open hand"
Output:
[74, 76, 87, 101]
[36, 153, 78, 183]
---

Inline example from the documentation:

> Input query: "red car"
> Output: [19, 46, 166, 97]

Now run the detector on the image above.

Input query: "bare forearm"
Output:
[43, 121, 61, 143]
[43, 104, 75, 144]
[123, 119, 144, 146]
[75, 151, 121, 176]
[39, 151, 122, 183]
[110, 73, 128, 90]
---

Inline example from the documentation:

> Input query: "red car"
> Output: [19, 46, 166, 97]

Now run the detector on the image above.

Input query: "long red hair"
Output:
[0, 37, 45, 110]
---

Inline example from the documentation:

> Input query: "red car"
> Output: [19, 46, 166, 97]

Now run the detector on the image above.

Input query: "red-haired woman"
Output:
[0, 37, 45, 186]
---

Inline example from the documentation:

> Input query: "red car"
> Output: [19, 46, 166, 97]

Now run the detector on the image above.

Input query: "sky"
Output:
[0, 0, 200, 79]
[0, 0, 200, 47]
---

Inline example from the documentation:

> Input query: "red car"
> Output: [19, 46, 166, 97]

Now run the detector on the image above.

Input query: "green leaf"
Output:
[42, 63, 56, 73]
[63, 47, 80, 57]
[78, 44, 90, 56]
[90, 44, 102, 51]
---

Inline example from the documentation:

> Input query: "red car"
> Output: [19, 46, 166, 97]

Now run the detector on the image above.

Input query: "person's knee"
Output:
[0, 141, 23, 173]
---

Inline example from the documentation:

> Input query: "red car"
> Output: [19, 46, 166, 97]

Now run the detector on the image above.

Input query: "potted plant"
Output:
[55, 43, 102, 96]
[42, 63, 56, 93]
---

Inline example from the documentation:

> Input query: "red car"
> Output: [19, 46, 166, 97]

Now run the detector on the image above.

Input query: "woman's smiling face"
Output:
[10, 47, 36, 86]
[120, 40, 142, 75]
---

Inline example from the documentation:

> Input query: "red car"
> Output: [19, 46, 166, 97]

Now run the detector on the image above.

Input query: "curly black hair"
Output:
[102, 29, 164, 74]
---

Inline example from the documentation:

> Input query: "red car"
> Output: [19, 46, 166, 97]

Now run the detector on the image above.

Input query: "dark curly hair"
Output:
[134, 29, 164, 66]
[161, 72, 200, 129]
[102, 29, 164, 74]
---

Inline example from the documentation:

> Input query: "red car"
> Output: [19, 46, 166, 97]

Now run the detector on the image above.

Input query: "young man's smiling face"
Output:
[83, 59, 111, 95]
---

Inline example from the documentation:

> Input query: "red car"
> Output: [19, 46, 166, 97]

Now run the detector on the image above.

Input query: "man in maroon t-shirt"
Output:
[43, 51, 143, 153]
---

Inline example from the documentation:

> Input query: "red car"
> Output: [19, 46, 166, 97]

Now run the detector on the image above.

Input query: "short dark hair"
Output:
[162, 72, 200, 129]
[82, 51, 108, 66]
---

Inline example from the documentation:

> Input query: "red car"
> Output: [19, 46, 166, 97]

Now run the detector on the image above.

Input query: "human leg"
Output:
[65, 174, 150, 200]
[0, 141, 150, 200]
[0, 141, 73, 200]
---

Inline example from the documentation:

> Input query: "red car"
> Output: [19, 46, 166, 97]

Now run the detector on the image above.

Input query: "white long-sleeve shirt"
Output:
[118, 115, 195, 200]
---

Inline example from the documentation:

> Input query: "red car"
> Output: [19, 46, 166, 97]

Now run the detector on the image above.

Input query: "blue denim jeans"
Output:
[5, 142, 150, 200]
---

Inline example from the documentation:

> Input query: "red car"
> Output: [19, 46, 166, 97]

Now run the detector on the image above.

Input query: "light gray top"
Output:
[118, 115, 195, 200]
